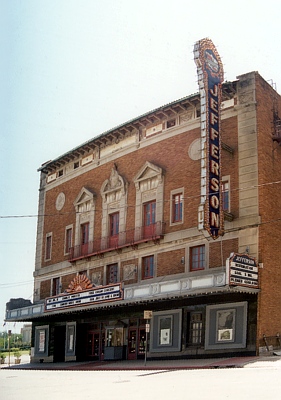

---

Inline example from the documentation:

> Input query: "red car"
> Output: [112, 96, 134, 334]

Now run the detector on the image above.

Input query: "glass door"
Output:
[87, 331, 100, 359]
[138, 327, 146, 357]
[128, 328, 137, 360]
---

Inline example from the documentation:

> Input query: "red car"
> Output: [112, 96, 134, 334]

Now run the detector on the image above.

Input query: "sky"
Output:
[1, 0, 281, 333]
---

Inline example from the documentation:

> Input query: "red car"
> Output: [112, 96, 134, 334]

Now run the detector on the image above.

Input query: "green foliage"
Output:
[13, 348, 21, 359]
[0, 332, 26, 351]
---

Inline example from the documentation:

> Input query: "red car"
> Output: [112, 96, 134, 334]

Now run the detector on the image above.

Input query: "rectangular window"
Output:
[143, 201, 156, 238]
[144, 201, 156, 226]
[166, 119, 176, 129]
[172, 193, 183, 223]
[142, 255, 154, 279]
[45, 234, 52, 260]
[80, 223, 90, 256]
[52, 277, 60, 296]
[189, 312, 203, 345]
[107, 263, 118, 284]
[65, 227, 73, 254]
[190, 245, 205, 271]
[222, 181, 229, 212]
[110, 212, 119, 236]
[81, 223, 89, 245]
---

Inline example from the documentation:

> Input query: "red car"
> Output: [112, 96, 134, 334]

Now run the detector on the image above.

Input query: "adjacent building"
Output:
[5, 40, 281, 362]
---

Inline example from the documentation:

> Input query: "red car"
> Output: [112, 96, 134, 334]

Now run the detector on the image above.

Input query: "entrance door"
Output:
[128, 326, 146, 359]
[53, 325, 66, 362]
[138, 328, 146, 357]
[87, 331, 101, 360]
[128, 328, 137, 360]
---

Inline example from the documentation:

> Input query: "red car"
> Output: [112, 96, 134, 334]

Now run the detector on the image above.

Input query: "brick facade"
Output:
[8, 71, 281, 362]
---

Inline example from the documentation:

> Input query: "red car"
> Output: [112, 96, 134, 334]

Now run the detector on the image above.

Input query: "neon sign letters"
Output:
[194, 38, 224, 239]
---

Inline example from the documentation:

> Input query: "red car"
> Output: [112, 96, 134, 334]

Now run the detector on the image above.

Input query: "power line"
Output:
[1, 176, 281, 219]
[0, 280, 34, 288]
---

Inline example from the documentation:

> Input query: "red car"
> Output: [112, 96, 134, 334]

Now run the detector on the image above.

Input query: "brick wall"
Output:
[61, 273, 76, 292]
[256, 73, 281, 339]
[157, 248, 185, 277]
[40, 280, 51, 300]
[41, 128, 202, 267]
[209, 238, 239, 268]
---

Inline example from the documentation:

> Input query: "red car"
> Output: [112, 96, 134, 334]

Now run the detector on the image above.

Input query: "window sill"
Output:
[224, 211, 234, 222]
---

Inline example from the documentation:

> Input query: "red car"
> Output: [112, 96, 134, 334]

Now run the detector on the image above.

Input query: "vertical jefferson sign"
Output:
[194, 38, 224, 239]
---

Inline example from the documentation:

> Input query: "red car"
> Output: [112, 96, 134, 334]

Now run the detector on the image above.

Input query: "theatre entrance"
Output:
[53, 325, 66, 362]
[87, 330, 105, 360]
[128, 324, 146, 360]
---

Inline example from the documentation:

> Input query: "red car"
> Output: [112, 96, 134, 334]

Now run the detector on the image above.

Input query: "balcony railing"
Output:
[69, 221, 165, 262]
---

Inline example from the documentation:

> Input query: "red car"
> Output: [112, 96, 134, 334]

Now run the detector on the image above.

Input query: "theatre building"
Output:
[5, 40, 281, 363]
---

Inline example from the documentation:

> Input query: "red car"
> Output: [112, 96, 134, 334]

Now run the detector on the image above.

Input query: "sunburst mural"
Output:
[66, 274, 93, 293]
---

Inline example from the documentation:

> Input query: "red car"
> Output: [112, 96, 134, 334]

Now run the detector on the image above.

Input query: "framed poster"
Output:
[39, 330, 45, 352]
[159, 316, 172, 346]
[205, 302, 247, 350]
[66, 322, 76, 356]
[151, 309, 182, 352]
[216, 309, 235, 342]
[34, 325, 49, 357]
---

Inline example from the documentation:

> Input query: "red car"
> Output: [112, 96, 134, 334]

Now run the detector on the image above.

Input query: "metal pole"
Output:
[8, 335, 10, 367]
[144, 320, 148, 366]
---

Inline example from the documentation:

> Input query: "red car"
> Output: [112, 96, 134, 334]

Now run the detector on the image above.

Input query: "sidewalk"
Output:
[2, 354, 281, 371]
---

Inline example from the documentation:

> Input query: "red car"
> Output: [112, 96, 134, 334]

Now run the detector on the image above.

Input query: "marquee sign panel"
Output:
[45, 283, 123, 312]
[194, 38, 224, 239]
[228, 253, 259, 288]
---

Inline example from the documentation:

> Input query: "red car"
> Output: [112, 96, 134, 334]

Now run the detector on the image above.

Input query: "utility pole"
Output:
[8, 330, 11, 367]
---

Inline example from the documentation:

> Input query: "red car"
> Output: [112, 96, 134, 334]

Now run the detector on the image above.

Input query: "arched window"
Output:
[133, 161, 164, 241]
[100, 165, 127, 249]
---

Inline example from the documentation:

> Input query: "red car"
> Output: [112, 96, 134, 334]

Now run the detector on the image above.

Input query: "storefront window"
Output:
[106, 328, 124, 347]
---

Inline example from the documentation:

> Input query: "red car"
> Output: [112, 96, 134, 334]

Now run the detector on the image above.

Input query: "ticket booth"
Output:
[104, 321, 126, 360]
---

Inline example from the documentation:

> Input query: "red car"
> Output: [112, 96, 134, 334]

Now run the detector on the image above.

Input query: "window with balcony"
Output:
[142, 255, 154, 279]
[190, 245, 205, 271]
[73, 187, 96, 259]
[101, 166, 127, 249]
[143, 201, 156, 238]
[134, 161, 164, 242]
[80, 222, 89, 255]
[109, 212, 119, 247]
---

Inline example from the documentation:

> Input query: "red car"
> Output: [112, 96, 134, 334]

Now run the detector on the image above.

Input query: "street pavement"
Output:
[1, 354, 281, 400]
[1, 352, 281, 370]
